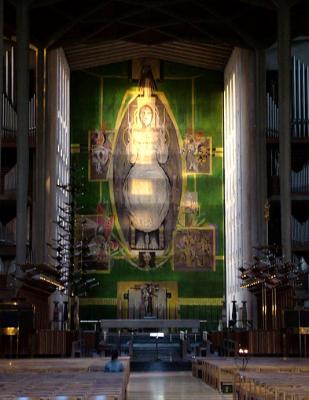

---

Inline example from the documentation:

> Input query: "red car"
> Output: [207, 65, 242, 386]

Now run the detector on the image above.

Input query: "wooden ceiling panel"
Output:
[3, 0, 309, 70]
[64, 40, 233, 71]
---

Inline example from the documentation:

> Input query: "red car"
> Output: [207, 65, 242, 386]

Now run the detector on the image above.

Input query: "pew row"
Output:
[192, 357, 309, 393]
[0, 371, 125, 400]
[0, 357, 130, 400]
[234, 371, 309, 400]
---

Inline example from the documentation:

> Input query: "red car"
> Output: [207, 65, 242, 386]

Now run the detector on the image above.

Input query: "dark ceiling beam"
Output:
[30, 0, 65, 8]
[150, 27, 216, 46]
[271, 0, 300, 7]
[45, 0, 113, 48]
[48, 4, 77, 22]
[81, 0, 196, 44]
[82, 15, 251, 48]
[194, 0, 264, 49]
[116, 0, 242, 22]
[81, 7, 145, 43]
[151, 27, 209, 43]
[290, 0, 302, 7]
[83, 23, 180, 45]
[82, 16, 225, 25]
[121, 25, 229, 47]
[121, 20, 182, 30]
[105, 25, 154, 43]
[127, 26, 189, 44]
[116, 0, 190, 9]
[239, 0, 276, 9]
[8, 0, 32, 6]
[117, 0, 220, 43]
[83, 23, 185, 45]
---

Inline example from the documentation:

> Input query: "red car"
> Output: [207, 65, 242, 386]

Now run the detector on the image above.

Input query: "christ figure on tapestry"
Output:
[123, 80, 170, 250]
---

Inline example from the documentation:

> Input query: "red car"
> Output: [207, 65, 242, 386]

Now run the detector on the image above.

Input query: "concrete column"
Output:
[254, 50, 268, 247]
[241, 49, 258, 326]
[278, 2, 292, 259]
[16, 0, 29, 267]
[33, 47, 46, 263]
[0, 0, 3, 190]
[240, 49, 255, 265]
[45, 49, 58, 261]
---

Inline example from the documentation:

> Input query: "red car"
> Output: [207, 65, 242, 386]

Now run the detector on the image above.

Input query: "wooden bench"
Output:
[234, 370, 309, 400]
[0, 371, 126, 400]
[0, 357, 130, 400]
[192, 357, 309, 393]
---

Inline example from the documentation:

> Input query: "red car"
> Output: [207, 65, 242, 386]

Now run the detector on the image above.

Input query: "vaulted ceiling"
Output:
[4, 0, 309, 70]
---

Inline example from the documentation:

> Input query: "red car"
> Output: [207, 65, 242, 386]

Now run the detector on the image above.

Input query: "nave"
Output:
[127, 371, 232, 400]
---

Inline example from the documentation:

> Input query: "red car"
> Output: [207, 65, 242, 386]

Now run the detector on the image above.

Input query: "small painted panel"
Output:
[183, 130, 212, 174]
[173, 227, 216, 271]
[88, 129, 112, 181]
[80, 212, 114, 271]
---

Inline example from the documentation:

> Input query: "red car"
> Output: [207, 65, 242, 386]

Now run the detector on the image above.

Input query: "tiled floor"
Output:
[127, 371, 233, 400]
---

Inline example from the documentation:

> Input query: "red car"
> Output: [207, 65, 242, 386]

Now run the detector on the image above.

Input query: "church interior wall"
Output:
[70, 60, 225, 329]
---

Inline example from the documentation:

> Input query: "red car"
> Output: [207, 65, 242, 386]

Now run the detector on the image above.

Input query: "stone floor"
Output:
[127, 371, 233, 400]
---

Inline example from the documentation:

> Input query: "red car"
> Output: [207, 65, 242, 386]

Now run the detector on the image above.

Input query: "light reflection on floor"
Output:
[127, 371, 233, 400]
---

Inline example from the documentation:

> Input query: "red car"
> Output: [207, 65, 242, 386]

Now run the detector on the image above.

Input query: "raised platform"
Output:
[100, 319, 201, 331]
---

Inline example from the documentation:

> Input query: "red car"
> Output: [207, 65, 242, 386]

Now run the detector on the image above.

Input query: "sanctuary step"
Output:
[104, 333, 201, 345]
[132, 344, 181, 362]
[131, 360, 192, 372]
[102, 333, 201, 361]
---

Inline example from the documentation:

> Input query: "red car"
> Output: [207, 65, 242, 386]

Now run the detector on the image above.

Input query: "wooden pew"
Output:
[0, 357, 130, 400]
[192, 357, 309, 393]
[234, 370, 309, 400]
[0, 371, 126, 399]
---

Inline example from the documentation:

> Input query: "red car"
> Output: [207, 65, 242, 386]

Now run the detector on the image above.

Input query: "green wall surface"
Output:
[71, 61, 224, 326]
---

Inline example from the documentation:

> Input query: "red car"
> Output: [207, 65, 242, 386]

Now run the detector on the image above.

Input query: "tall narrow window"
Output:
[47, 48, 70, 282]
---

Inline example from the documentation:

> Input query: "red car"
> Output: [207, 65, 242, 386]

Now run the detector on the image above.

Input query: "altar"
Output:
[100, 319, 201, 332]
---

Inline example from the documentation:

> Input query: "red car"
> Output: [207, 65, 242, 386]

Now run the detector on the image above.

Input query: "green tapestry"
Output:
[71, 61, 224, 328]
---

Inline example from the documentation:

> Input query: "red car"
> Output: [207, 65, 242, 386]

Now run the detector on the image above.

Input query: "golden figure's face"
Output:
[139, 105, 153, 127]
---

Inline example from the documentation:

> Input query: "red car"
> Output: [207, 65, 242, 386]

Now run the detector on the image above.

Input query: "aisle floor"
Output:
[127, 371, 233, 400]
